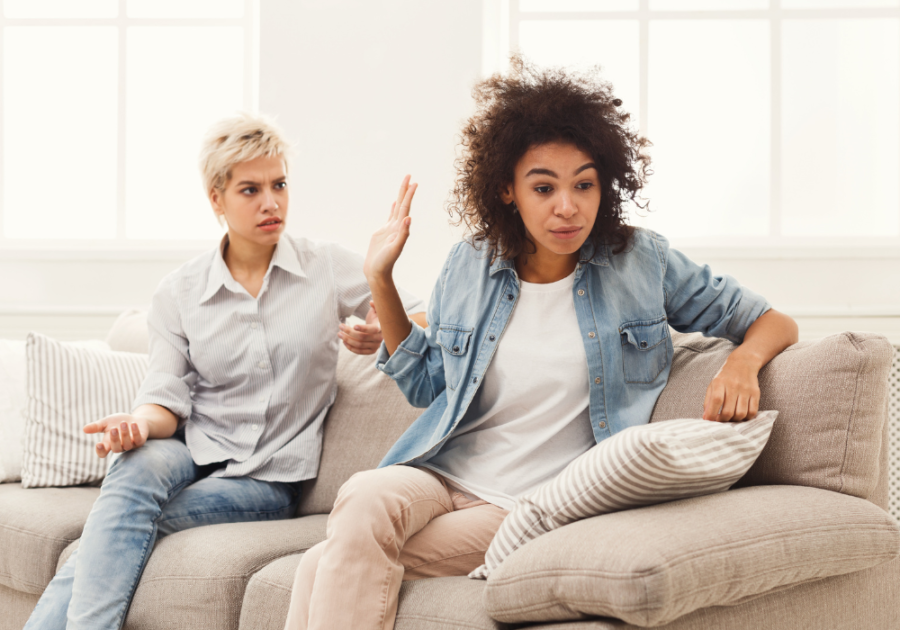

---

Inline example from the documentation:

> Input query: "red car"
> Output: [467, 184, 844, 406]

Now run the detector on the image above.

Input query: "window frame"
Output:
[0, 0, 259, 253]
[483, 0, 900, 254]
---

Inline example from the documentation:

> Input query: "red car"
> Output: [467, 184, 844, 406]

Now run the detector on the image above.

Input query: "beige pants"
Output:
[283, 465, 508, 630]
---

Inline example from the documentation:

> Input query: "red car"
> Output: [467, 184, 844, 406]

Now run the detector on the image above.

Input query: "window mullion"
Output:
[116, 0, 127, 241]
[771, 0, 782, 239]
[639, 0, 649, 138]
[509, 0, 520, 52]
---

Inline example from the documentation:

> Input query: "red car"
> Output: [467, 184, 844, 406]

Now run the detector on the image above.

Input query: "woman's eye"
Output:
[274, 181, 287, 190]
[535, 186, 552, 194]
[241, 187, 257, 195]
[576, 182, 594, 190]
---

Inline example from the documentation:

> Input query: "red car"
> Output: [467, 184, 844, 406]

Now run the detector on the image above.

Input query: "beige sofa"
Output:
[1, 317, 899, 630]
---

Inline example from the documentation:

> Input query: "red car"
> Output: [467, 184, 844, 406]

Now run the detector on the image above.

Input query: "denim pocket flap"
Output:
[437, 326, 473, 356]
[620, 318, 668, 350]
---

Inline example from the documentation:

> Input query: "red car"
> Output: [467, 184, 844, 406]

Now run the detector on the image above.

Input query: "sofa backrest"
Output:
[653, 331, 892, 504]
[298, 346, 423, 514]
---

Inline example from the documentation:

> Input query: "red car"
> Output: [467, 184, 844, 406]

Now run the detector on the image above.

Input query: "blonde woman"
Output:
[24, 113, 426, 630]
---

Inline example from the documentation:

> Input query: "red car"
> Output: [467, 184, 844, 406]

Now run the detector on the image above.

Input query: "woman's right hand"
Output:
[364, 175, 417, 282]
[84, 414, 151, 459]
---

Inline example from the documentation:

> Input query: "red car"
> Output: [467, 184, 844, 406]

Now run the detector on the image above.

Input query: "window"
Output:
[0, 0, 258, 245]
[483, 0, 900, 247]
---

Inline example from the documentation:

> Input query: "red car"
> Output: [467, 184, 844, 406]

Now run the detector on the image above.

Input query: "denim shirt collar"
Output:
[487, 241, 609, 276]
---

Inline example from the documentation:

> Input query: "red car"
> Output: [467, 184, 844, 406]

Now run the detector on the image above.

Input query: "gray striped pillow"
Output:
[21, 332, 148, 488]
[470, 411, 778, 580]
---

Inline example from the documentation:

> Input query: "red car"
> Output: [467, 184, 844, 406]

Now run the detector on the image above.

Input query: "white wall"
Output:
[1, 0, 898, 343]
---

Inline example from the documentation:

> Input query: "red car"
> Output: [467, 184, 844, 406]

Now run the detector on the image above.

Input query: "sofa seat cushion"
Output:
[240, 554, 506, 630]
[483, 485, 900, 627]
[121, 515, 327, 630]
[0, 482, 99, 594]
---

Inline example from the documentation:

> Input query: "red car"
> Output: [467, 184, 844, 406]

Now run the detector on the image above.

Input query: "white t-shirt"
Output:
[423, 269, 596, 510]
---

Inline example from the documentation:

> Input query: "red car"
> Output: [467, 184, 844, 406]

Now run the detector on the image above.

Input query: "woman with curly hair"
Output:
[284, 58, 798, 630]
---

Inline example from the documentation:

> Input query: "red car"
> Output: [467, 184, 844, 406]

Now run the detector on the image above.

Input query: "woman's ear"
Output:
[209, 189, 227, 227]
[499, 183, 515, 205]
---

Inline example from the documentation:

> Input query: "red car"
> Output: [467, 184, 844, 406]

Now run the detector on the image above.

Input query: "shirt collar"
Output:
[488, 240, 609, 276]
[199, 235, 306, 304]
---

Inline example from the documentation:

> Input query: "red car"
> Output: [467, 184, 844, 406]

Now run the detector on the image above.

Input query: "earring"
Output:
[510, 201, 518, 214]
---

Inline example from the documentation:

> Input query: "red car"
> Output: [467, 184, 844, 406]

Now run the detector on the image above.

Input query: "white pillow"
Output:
[470, 411, 778, 580]
[21, 332, 148, 488]
[0, 337, 110, 484]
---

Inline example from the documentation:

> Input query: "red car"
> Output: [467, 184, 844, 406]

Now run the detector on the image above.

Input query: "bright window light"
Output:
[642, 20, 771, 238]
[781, 19, 900, 237]
[3, 0, 117, 18]
[3, 27, 118, 239]
[125, 27, 244, 240]
[127, 0, 244, 19]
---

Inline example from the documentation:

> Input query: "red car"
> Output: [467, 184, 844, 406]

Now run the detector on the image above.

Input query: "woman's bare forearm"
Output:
[368, 275, 413, 356]
[726, 308, 798, 371]
[131, 403, 180, 439]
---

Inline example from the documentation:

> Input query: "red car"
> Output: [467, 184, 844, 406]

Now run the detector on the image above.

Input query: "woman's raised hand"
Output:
[84, 413, 151, 458]
[364, 175, 417, 282]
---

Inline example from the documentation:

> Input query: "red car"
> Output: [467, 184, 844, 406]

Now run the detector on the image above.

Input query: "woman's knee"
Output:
[103, 438, 194, 491]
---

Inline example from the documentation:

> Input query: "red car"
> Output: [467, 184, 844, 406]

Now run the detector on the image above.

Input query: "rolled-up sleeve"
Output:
[655, 232, 771, 344]
[131, 275, 195, 420]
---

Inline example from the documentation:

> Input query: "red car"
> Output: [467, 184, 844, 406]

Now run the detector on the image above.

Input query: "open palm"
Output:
[364, 175, 418, 281]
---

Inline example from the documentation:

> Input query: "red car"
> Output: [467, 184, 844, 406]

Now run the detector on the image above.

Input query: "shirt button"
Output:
[594, 377, 601, 384]
[507, 294, 514, 301]
[250, 322, 258, 329]
[599, 421, 607, 429]
[489, 335, 496, 341]
[251, 424, 259, 431]
[257, 361, 266, 369]
[453, 345, 460, 352]
[577, 289, 585, 296]
[258, 397, 265, 403]
[588, 332, 595, 338]
[640, 341, 648, 348]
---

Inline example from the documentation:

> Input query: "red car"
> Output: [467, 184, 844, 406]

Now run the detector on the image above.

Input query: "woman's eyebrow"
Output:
[524, 168, 557, 178]
[575, 162, 598, 175]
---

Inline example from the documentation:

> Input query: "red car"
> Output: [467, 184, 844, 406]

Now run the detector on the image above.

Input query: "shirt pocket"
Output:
[436, 325, 473, 391]
[619, 317, 670, 384]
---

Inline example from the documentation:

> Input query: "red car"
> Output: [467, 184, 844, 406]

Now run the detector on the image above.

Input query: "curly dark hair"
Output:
[449, 56, 651, 259]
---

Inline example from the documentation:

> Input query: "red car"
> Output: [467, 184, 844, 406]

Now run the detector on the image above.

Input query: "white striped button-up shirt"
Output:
[132, 234, 424, 483]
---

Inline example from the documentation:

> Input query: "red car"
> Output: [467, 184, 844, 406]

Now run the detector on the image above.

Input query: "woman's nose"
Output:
[261, 189, 278, 211]
[556, 192, 576, 218]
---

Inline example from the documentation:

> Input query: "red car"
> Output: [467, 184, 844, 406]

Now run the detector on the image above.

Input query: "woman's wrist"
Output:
[724, 346, 766, 373]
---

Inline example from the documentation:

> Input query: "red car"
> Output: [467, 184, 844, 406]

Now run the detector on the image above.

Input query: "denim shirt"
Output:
[375, 228, 771, 469]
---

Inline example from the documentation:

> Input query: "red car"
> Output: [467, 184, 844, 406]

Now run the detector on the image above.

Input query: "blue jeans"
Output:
[24, 436, 301, 630]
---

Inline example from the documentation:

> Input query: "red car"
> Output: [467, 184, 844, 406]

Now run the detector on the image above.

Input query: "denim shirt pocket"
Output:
[619, 317, 670, 384]
[437, 325, 473, 391]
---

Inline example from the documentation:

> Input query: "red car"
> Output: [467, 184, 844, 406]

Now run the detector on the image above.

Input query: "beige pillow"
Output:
[105, 308, 149, 354]
[21, 333, 148, 488]
[471, 412, 777, 580]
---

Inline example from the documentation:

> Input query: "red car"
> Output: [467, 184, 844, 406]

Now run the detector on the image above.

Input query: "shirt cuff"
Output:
[376, 321, 429, 378]
[724, 286, 772, 344]
[132, 373, 193, 421]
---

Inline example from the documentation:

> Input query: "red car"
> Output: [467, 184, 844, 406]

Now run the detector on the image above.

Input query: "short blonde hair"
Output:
[198, 112, 291, 194]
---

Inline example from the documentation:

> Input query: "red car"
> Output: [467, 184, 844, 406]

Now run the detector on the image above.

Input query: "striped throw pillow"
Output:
[21, 332, 148, 488]
[469, 411, 778, 580]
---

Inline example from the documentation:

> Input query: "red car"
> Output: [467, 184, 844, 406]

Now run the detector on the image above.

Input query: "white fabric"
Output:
[470, 411, 779, 579]
[22, 334, 146, 488]
[425, 270, 595, 510]
[132, 234, 425, 484]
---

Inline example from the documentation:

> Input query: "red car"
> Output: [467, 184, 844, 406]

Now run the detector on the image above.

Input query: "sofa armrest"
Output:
[484, 485, 900, 627]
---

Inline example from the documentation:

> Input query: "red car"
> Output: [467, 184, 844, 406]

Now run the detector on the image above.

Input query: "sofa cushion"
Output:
[472, 412, 777, 579]
[239, 554, 505, 630]
[483, 485, 900, 627]
[121, 515, 327, 630]
[106, 309, 150, 354]
[656, 332, 892, 500]
[22, 332, 148, 488]
[0, 482, 99, 594]
[299, 346, 423, 515]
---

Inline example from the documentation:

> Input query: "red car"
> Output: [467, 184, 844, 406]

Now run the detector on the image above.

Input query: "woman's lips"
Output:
[258, 219, 282, 232]
[550, 227, 582, 240]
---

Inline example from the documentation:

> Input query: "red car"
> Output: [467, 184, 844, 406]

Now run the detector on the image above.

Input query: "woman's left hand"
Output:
[339, 301, 384, 355]
[702, 355, 761, 422]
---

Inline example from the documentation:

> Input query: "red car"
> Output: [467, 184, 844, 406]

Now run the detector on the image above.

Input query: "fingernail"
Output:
[111, 429, 119, 439]
[132, 423, 139, 433]
[354, 326, 362, 331]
